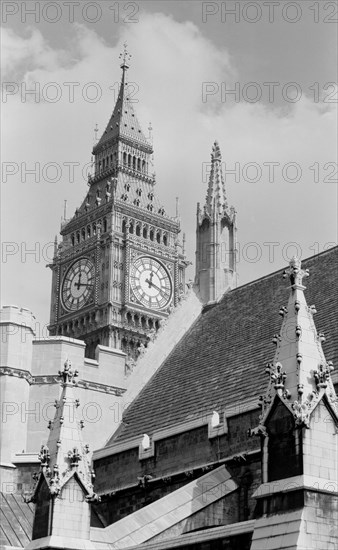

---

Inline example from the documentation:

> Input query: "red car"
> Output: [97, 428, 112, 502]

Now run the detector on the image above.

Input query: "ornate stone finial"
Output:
[283, 256, 309, 288]
[211, 140, 221, 162]
[68, 447, 81, 467]
[292, 400, 311, 428]
[38, 445, 50, 467]
[58, 359, 78, 385]
[119, 41, 131, 70]
[266, 362, 287, 390]
[314, 362, 334, 389]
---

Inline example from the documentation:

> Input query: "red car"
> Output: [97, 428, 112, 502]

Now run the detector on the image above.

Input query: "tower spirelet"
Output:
[119, 41, 132, 72]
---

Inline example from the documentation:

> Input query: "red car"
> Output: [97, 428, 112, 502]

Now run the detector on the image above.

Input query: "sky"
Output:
[1, 0, 337, 333]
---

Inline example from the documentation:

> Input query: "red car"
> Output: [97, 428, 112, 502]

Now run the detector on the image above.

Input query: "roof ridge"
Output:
[227, 245, 338, 295]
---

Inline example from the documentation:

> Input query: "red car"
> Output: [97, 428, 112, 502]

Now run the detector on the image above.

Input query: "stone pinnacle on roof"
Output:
[94, 43, 152, 153]
[30, 359, 98, 502]
[204, 140, 228, 216]
[255, 256, 338, 431]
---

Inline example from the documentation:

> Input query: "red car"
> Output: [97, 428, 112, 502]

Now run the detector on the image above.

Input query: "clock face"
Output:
[61, 258, 95, 312]
[130, 256, 172, 310]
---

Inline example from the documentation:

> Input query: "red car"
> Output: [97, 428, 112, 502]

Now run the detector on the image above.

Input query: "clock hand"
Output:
[145, 279, 163, 294]
[146, 272, 154, 288]
[75, 273, 82, 290]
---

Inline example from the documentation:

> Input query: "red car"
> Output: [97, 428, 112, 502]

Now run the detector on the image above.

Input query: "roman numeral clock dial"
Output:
[61, 258, 95, 312]
[130, 257, 172, 310]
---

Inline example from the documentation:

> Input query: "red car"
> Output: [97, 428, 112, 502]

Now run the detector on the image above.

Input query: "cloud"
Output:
[1, 26, 67, 77]
[1, 15, 337, 326]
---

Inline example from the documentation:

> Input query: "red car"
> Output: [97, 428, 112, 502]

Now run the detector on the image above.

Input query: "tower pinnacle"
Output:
[205, 140, 228, 216]
[93, 44, 151, 157]
[119, 41, 131, 72]
[256, 257, 337, 429]
[250, 258, 338, 550]
[195, 141, 237, 304]
[28, 360, 98, 545]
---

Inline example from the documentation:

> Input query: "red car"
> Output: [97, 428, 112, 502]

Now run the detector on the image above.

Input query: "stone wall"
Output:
[94, 411, 263, 527]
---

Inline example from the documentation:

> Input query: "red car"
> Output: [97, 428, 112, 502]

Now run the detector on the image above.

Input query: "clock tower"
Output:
[48, 46, 188, 359]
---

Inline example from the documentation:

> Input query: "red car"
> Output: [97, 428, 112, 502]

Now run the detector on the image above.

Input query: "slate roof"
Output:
[0, 493, 34, 548]
[108, 246, 338, 445]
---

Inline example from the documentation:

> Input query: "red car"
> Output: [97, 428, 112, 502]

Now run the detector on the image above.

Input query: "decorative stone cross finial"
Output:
[283, 256, 309, 288]
[58, 358, 78, 385]
[119, 42, 131, 69]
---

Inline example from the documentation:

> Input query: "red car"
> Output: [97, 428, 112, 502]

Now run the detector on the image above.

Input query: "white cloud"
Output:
[1, 26, 67, 76]
[1, 15, 337, 326]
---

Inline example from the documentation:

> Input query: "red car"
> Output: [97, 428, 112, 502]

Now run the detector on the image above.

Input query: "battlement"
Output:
[0, 305, 36, 332]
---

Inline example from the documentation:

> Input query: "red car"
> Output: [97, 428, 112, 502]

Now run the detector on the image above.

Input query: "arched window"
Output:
[149, 229, 154, 241]
[93, 223, 97, 236]
[81, 228, 86, 241]
[76, 232, 80, 244]
[87, 226, 91, 238]
[143, 226, 147, 239]
[142, 160, 145, 172]
[128, 154, 131, 168]
[163, 234, 168, 246]
[132, 156, 136, 170]
[137, 158, 141, 171]
[156, 232, 161, 244]
[123, 152, 127, 165]
[267, 400, 303, 482]
[103, 218, 107, 233]
[122, 220, 126, 233]
[71, 234, 75, 246]
[129, 222, 134, 234]
[136, 224, 141, 236]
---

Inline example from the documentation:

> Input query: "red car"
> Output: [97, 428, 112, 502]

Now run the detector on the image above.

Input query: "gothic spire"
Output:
[195, 141, 237, 303]
[94, 43, 152, 154]
[257, 257, 337, 430]
[31, 359, 98, 503]
[204, 140, 228, 216]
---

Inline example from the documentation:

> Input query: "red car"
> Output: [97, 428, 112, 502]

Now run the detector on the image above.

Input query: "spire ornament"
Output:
[29, 362, 100, 509]
[119, 41, 131, 71]
[283, 256, 309, 288]
[252, 257, 338, 434]
[58, 358, 78, 385]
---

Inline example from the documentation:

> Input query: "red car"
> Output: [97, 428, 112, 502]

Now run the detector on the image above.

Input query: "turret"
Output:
[195, 141, 237, 304]
[250, 257, 338, 550]
[27, 360, 99, 548]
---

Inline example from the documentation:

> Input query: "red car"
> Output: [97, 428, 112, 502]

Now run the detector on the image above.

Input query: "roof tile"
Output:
[108, 247, 338, 444]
